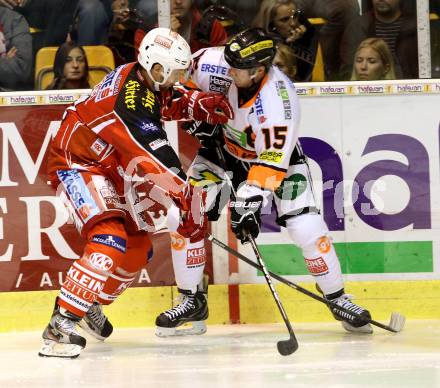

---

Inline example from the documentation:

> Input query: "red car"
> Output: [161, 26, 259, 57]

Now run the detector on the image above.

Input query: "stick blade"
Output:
[389, 312, 406, 332]
[277, 337, 299, 356]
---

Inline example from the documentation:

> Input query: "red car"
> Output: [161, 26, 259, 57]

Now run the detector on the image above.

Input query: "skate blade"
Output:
[156, 321, 207, 337]
[38, 339, 83, 359]
[78, 320, 106, 341]
[341, 321, 373, 334]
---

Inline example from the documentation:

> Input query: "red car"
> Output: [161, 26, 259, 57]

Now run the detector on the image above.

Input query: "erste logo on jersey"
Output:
[208, 75, 231, 93]
[94, 67, 123, 102]
[253, 94, 267, 123]
[200, 63, 228, 75]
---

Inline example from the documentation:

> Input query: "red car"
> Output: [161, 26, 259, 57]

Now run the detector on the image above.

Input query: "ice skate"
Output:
[155, 283, 208, 337]
[78, 301, 113, 341]
[38, 300, 86, 358]
[329, 294, 373, 334]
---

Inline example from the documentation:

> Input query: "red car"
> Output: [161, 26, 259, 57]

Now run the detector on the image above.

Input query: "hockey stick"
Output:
[208, 234, 406, 334]
[214, 145, 298, 355]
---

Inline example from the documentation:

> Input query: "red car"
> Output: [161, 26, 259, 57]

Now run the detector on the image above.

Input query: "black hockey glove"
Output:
[229, 195, 263, 244]
[183, 120, 223, 148]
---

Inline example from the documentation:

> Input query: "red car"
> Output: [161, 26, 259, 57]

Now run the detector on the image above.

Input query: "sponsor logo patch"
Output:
[200, 63, 228, 75]
[99, 184, 119, 206]
[78, 204, 92, 221]
[91, 234, 127, 253]
[239, 40, 273, 58]
[170, 232, 186, 251]
[57, 170, 100, 222]
[317, 236, 331, 254]
[154, 35, 173, 48]
[186, 247, 206, 266]
[57, 170, 87, 208]
[89, 252, 114, 271]
[209, 75, 232, 93]
[90, 138, 107, 155]
[149, 138, 169, 151]
[95, 67, 122, 102]
[275, 173, 307, 200]
[138, 120, 160, 133]
[255, 94, 264, 115]
[141, 89, 156, 112]
[304, 257, 329, 276]
[124, 80, 140, 110]
[259, 150, 284, 163]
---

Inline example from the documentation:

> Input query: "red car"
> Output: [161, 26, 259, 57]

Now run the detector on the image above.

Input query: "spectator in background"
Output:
[294, 0, 360, 80]
[341, 0, 418, 79]
[351, 37, 396, 80]
[0, 5, 32, 91]
[253, 0, 318, 82]
[134, 0, 228, 52]
[69, 0, 131, 45]
[196, 0, 259, 27]
[45, 42, 90, 90]
[273, 42, 298, 81]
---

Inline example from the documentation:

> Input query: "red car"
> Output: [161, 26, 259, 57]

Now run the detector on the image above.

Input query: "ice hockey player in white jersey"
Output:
[155, 27, 373, 335]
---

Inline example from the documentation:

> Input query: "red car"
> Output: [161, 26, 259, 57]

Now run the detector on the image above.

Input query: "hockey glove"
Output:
[183, 120, 223, 148]
[229, 195, 263, 244]
[175, 184, 208, 243]
[187, 90, 234, 125]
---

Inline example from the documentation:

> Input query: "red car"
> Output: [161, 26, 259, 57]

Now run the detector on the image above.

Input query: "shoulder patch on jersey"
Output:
[94, 66, 125, 102]
[275, 80, 292, 120]
[90, 138, 108, 155]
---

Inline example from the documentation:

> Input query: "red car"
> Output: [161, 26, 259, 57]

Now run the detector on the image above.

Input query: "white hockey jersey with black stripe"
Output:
[190, 46, 301, 191]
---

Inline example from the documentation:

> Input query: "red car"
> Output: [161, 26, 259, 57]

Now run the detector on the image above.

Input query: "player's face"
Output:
[171, 0, 192, 17]
[354, 47, 388, 80]
[160, 69, 189, 89]
[228, 67, 254, 88]
[64, 47, 87, 81]
[273, 3, 301, 40]
[373, 0, 401, 15]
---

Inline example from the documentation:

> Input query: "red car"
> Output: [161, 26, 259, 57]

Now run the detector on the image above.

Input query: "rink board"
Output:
[1, 280, 439, 332]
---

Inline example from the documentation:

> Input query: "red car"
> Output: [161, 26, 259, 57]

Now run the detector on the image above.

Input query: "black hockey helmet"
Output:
[224, 28, 276, 69]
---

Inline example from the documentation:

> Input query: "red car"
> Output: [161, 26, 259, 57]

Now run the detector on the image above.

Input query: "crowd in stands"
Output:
[0, 0, 438, 92]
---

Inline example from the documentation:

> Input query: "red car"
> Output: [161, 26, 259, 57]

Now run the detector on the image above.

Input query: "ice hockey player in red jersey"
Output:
[162, 28, 373, 335]
[38, 27, 233, 359]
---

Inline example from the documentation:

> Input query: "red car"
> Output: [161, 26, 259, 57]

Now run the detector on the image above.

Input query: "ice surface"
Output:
[1, 320, 439, 388]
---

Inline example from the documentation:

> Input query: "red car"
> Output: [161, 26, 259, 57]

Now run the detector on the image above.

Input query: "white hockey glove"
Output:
[229, 195, 263, 244]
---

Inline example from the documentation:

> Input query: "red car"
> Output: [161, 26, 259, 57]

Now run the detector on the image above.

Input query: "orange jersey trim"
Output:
[185, 79, 198, 89]
[247, 164, 286, 191]
[224, 137, 257, 160]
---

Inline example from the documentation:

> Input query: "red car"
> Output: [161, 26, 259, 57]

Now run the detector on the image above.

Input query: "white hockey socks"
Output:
[170, 232, 206, 293]
[286, 214, 344, 295]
